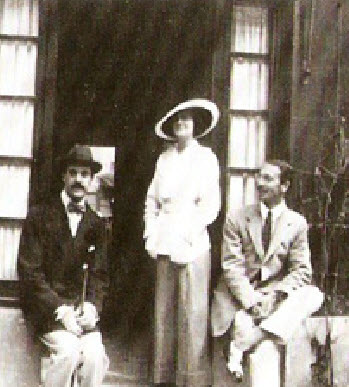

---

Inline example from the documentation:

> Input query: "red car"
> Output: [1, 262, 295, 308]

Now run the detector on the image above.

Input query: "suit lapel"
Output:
[75, 206, 95, 244]
[246, 206, 264, 259]
[47, 200, 72, 240]
[263, 207, 291, 262]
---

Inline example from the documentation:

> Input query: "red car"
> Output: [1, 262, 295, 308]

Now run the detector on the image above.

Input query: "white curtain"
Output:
[228, 5, 269, 211]
[0, 224, 21, 279]
[0, 0, 38, 279]
[229, 116, 267, 168]
[0, 100, 34, 156]
[0, 41, 37, 95]
[0, 0, 38, 36]
[0, 164, 31, 218]
[228, 175, 257, 213]
[230, 58, 268, 111]
[231, 6, 268, 54]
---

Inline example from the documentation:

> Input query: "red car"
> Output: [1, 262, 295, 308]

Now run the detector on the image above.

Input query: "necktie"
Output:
[262, 209, 272, 254]
[67, 201, 86, 214]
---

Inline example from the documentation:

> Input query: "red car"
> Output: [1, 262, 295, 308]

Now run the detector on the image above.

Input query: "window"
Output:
[227, 4, 269, 211]
[0, 0, 39, 280]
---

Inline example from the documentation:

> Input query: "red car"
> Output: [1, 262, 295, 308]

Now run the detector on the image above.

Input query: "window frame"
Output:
[0, 0, 58, 304]
[225, 2, 273, 212]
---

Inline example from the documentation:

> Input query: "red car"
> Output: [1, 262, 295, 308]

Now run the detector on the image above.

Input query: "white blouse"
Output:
[144, 139, 221, 263]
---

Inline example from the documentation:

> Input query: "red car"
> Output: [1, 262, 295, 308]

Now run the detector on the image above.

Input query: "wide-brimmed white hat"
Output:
[155, 98, 220, 140]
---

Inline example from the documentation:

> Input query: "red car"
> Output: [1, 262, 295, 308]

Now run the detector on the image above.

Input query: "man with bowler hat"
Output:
[18, 145, 109, 387]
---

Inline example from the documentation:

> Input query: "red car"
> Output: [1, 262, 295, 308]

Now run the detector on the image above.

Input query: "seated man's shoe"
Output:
[227, 341, 243, 382]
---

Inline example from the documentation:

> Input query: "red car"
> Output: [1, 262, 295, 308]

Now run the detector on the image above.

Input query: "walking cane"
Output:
[80, 263, 89, 315]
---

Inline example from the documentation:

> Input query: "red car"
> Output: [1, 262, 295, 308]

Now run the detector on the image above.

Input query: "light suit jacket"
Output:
[211, 203, 312, 337]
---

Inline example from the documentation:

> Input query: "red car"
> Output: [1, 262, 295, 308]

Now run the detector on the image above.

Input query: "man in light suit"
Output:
[18, 145, 109, 387]
[211, 160, 324, 380]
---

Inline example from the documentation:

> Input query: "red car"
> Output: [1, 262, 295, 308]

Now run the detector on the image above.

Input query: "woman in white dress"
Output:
[144, 99, 221, 386]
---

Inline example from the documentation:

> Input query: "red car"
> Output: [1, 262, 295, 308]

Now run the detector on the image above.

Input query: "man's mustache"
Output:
[71, 184, 85, 190]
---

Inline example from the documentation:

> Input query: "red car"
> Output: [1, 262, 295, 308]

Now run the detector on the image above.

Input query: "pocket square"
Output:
[88, 245, 96, 253]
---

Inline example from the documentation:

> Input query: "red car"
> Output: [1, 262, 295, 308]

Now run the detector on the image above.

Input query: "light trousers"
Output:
[41, 330, 109, 387]
[230, 285, 324, 345]
[153, 252, 211, 386]
[259, 285, 324, 342]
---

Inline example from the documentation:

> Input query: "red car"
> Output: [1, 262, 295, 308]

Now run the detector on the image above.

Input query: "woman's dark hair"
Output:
[190, 108, 211, 136]
[163, 108, 212, 137]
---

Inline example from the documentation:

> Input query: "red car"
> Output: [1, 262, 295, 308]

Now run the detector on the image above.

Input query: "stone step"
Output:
[102, 369, 149, 386]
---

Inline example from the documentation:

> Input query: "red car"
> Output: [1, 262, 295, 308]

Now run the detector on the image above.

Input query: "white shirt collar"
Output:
[61, 190, 86, 212]
[260, 199, 287, 221]
[61, 190, 86, 237]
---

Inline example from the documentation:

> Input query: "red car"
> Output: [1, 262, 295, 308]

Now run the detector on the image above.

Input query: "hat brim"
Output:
[59, 158, 102, 175]
[155, 99, 220, 141]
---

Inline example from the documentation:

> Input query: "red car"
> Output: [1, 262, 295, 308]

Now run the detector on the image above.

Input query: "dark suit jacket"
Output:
[18, 197, 109, 334]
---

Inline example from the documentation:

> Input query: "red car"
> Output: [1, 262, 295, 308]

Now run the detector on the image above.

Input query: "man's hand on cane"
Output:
[76, 302, 99, 330]
[55, 305, 83, 336]
[74, 263, 98, 330]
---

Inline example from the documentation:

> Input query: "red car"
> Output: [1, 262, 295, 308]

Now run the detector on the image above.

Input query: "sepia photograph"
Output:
[0, 0, 348, 386]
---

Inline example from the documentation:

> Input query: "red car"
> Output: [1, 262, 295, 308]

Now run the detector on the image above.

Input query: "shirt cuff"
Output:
[81, 301, 98, 316]
[54, 305, 73, 321]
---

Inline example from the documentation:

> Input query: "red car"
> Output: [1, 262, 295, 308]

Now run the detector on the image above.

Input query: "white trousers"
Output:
[41, 330, 109, 387]
[259, 285, 324, 342]
[233, 285, 324, 344]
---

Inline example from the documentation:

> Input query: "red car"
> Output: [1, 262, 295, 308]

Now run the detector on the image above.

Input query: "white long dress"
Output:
[144, 139, 221, 386]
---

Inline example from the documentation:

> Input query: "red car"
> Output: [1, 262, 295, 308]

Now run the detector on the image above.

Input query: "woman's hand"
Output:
[145, 235, 158, 258]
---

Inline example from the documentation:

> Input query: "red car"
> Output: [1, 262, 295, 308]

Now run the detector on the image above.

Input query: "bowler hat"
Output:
[155, 98, 220, 141]
[59, 145, 102, 174]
